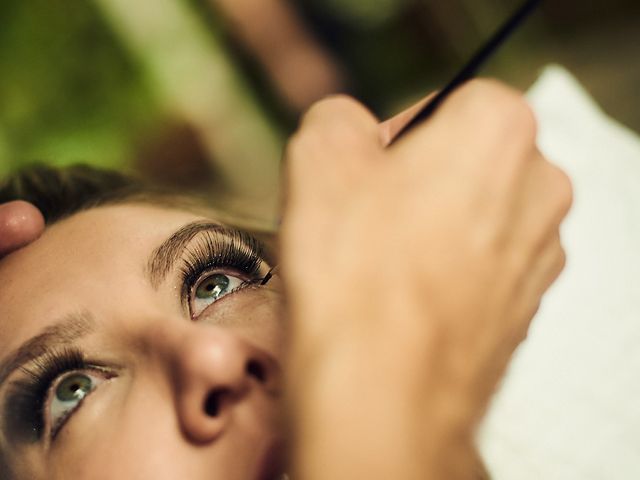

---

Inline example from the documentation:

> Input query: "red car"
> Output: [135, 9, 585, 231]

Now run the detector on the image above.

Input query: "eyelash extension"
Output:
[4, 348, 87, 443]
[179, 228, 268, 310]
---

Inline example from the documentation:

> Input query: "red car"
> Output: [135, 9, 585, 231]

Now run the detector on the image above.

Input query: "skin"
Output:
[281, 80, 572, 479]
[0, 204, 285, 480]
[0, 79, 573, 479]
[0, 201, 45, 258]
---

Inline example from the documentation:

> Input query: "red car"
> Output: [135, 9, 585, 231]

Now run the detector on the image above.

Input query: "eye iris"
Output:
[196, 274, 230, 299]
[56, 374, 92, 402]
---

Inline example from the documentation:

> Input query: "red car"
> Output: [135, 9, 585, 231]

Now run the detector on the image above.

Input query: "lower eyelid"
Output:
[50, 394, 90, 439]
[191, 282, 263, 321]
[48, 370, 116, 440]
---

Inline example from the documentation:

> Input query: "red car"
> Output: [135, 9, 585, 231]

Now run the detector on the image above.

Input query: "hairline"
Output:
[50, 191, 278, 236]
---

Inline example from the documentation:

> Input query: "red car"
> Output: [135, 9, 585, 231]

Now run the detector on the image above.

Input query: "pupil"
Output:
[197, 274, 230, 299]
[56, 374, 91, 401]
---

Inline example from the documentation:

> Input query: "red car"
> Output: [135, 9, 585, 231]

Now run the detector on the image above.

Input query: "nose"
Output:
[170, 327, 281, 444]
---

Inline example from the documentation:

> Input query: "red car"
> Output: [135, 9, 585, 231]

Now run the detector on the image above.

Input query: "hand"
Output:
[280, 80, 573, 479]
[0, 201, 45, 258]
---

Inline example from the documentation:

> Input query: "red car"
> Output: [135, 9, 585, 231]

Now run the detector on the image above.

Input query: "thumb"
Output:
[0, 201, 45, 258]
[379, 92, 437, 147]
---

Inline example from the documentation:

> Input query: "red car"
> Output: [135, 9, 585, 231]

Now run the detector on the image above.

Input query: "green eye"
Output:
[195, 273, 230, 299]
[55, 374, 93, 402]
[48, 370, 109, 439]
[191, 273, 247, 317]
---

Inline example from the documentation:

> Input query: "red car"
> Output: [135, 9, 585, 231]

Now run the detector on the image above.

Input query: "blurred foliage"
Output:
[313, 0, 410, 28]
[1, 0, 638, 184]
[0, 0, 159, 175]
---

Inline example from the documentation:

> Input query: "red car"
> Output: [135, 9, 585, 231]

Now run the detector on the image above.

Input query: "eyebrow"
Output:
[146, 221, 243, 289]
[0, 311, 95, 389]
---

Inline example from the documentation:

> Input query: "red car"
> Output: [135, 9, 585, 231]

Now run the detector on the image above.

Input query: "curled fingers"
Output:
[283, 95, 384, 211]
[506, 152, 573, 261]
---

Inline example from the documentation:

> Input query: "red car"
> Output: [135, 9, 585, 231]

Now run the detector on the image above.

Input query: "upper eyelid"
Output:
[177, 231, 267, 305]
[180, 231, 265, 276]
[147, 222, 273, 291]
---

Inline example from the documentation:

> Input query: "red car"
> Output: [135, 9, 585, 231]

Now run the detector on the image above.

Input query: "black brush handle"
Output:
[388, 0, 542, 146]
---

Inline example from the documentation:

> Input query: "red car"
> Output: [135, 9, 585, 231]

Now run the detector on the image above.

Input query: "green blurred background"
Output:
[1, 0, 639, 221]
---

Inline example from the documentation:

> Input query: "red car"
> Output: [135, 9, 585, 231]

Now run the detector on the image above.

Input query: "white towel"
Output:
[478, 65, 640, 479]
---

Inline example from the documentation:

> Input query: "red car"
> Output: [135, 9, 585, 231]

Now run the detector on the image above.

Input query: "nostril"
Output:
[246, 359, 267, 383]
[204, 389, 227, 417]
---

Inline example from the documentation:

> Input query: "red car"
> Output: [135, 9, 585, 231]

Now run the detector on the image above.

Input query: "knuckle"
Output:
[457, 79, 537, 141]
[558, 244, 567, 272]
[494, 94, 537, 143]
[505, 99, 538, 144]
[324, 118, 364, 148]
[460, 79, 520, 111]
[551, 241, 567, 281]
[463, 78, 506, 98]
[297, 94, 376, 149]
[548, 164, 574, 214]
[300, 94, 367, 127]
[510, 100, 538, 142]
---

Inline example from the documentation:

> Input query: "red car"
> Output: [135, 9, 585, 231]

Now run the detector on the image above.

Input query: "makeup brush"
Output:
[388, 0, 542, 146]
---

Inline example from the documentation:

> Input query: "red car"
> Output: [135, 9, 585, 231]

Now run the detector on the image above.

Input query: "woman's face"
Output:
[0, 204, 286, 480]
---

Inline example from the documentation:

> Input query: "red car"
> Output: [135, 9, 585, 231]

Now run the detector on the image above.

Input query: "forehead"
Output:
[0, 204, 206, 351]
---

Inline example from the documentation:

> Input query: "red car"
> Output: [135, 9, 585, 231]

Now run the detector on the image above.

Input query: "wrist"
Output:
[286, 307, 480, 479]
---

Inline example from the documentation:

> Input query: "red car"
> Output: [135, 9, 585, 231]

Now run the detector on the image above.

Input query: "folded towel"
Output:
[478, 65, 640, 480]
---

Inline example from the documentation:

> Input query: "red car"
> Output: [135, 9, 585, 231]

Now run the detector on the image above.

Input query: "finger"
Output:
[489, 233, 566, 369]
[290, 94, 382, 170]
[512, 232, 567, 332]
[284, 95, 383, 206]
[506, 155, 573, 258]
[390, 79, 536, 176]
[0, 201, 46, 258]
[378, 92, 437, 147]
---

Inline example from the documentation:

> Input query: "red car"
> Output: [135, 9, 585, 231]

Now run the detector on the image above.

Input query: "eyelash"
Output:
[179, 229, 269, 317]
[5, 348, 107, 442]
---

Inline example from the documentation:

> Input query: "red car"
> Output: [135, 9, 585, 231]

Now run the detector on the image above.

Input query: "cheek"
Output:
[49, 384, 189, 480]
[47, 381, 277, 480]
